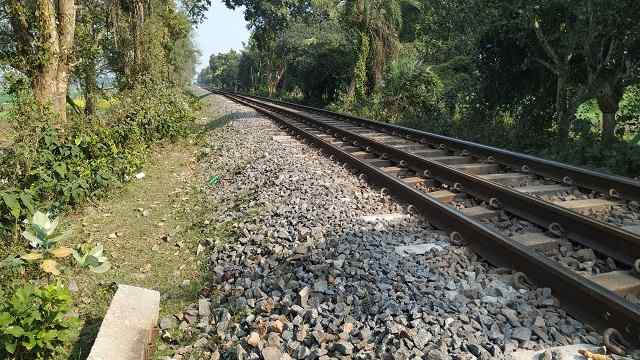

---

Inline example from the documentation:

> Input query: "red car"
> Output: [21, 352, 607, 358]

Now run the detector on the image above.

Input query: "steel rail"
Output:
[217, 91, 640, 345]
[228, 92, 640, 267]
[240, 92, 640, 203]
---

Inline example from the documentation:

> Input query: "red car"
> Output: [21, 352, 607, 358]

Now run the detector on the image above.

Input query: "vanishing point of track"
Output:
[210, 89, 640, 349]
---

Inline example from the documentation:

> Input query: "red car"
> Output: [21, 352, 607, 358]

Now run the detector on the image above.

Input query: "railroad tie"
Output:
[350, 151, 376, 160]
[516, 184, 574, 196]
[480, 173, 533, 186]
[402, 177, 427, 187]
[341, 145, 363, 153]
[428, 190, 457, 203]
[392, 144, 430, 151]
[381, 166, 411, 177]
[452, 163, 501, 175]
[511, 233, 561, 252]
[429, 156, 474, 165]
[412, 149, 448, 158]
[553, 199, 614, 213]
[364, 158, 394, 167]
[460, 206, 498, 221]
[588, 271, 640, 296]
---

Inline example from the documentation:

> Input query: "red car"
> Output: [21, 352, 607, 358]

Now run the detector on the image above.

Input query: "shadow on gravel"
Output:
[203, 111, 258, 130]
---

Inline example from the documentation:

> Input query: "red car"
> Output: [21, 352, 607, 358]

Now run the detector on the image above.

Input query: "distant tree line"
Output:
[198, 0, 640, 175]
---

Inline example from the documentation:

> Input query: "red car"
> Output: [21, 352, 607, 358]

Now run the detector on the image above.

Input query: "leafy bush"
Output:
[20, 211, 75, 276]
[0, 283, 78, 359]
[0, 81, 197, 236]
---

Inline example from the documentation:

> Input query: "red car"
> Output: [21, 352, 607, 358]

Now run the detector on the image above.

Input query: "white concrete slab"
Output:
[395, 243, 445, 257]
[360, 213, 410, 224]
[509, 344, 603, 360]
[88, 285, 160, 360]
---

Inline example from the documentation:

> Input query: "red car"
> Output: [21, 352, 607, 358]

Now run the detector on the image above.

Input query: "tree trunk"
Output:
[32, 64, 59, 113]
[131, 0, 145, 82]
[83, 63, 98, 115]
[556, 74, 571, 141]
[601, 111, 617, 144]
[597, 94, 621, 145]
[353, 32, 370, 101]
[8, 0, 76, 125]
[57, 0, 75, 118]
[596, 78, 624, 144]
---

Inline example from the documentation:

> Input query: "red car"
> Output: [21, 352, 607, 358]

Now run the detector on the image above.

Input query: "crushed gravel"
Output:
[158, 95, 606, 360]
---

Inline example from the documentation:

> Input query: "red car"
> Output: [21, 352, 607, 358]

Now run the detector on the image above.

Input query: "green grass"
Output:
[57, 141, 214, 359]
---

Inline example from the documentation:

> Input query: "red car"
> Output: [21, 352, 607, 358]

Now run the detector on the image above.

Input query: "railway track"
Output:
[209, 89, 640, 350]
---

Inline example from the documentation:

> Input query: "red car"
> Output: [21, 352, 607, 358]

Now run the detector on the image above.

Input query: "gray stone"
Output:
[512, 327, 532, 342]
[262, 347, 283, 360]
[412, 328, 432, 349]
[426, 349, 450, 360]
[574, 248, 596, 262]
[198, 299, 211, 318]
[159, 316, 177, 330]
[333, 341, 354, 355]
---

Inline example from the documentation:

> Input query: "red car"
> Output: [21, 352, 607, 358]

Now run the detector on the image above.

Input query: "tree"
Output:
[343, 0, 404, 96]
[222, 0, 312, 96]
[275, 16, 354, 104]
[515, 0, 640, 143]
[3, 0, 77, 124]
[198, 50, 241, 90]
[74, 0, 108, 115]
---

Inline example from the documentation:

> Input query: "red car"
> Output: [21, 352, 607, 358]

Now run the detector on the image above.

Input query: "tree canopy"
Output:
[198, 0, 640, 175]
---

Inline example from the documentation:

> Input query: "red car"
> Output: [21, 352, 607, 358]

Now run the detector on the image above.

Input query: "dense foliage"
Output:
[0, 82, 196, 236]
[0, 1, 201, 355]
[0, 283, 78, 359]
[198, 0, 640, 177]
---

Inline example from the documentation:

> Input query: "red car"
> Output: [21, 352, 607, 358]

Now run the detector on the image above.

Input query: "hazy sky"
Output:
[194, 2, 250, 72]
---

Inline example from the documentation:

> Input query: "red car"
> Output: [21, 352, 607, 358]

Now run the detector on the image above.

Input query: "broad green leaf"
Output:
[0, 312, 13, 327]
[31, 211, 49, 228]
[71, 249, 84, 264]
[53, 163, 67, 177]
[5, 325, 25, 337]
[1, 193, 21, 219]
[4, 341, 17, 354]
[46, 217, 60, 236]
[19, 192, 35, 214]
[84, 255, 101, 268]
[22, 230, 41, 248]
[22, 336, 37, 350]
[89, 244, 104, 257]
[48, 230, 70, 244]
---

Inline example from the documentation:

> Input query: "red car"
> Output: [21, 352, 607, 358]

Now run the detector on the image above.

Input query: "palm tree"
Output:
[344, 0, 404, 95]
